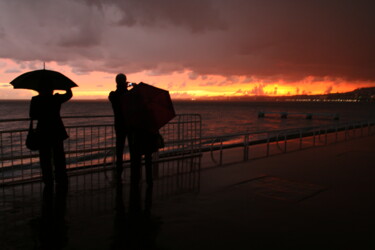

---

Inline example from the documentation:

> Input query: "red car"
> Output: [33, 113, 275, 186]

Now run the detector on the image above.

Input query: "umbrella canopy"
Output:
[10, 69, 78, 91]
[123, 83, 176, 132]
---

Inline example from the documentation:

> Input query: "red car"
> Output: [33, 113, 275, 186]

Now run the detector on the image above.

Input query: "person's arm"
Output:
[56, 88, 73, 103]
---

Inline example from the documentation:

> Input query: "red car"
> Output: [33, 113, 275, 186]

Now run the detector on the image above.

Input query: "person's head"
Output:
[115, 73, 127, 90]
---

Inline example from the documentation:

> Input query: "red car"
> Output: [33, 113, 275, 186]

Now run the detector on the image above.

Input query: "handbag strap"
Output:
[29, 119, 35, 130]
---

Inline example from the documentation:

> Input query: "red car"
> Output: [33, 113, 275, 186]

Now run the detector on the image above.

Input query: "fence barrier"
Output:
[202, 120, 375, 167]
[0, 114, 202, 185]
[2, 115, 374, 185]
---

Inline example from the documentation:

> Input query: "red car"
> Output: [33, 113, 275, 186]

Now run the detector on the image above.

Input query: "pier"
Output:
[1, 116, 375, 249]
[258, 111, 340, 120]
[1, 122, 375, 249]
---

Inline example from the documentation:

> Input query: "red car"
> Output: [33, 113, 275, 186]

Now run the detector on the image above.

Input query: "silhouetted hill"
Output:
[218, 87, 375, 102]
[316, 87, 375, 102]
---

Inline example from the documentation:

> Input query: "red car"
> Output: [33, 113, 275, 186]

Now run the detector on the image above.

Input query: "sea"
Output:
[1, 100, 375, 178]
[1, 100, 375, 136]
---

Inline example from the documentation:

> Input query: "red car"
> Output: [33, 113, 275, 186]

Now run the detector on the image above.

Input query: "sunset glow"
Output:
[1, 59, 372, 100]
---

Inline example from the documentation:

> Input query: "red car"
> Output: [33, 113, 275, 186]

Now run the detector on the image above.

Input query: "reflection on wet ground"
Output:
[2, 135, 375, 250]
[0, 155, 201, 250]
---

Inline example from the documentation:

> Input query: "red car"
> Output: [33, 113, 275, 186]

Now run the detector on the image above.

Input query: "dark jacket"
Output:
[129, 130, 163, 155]
[109, 89, 131, 133]
[29, 92, 71, 143]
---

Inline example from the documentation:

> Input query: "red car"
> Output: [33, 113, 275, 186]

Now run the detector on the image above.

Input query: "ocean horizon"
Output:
[1, 100, 375, 137]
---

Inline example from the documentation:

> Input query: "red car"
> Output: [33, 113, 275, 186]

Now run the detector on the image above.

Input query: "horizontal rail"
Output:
[201, 120, 374, 141]
[0, 113, 202, 123]
[258, 111, 339, 120]
[203, 120, 375, 166]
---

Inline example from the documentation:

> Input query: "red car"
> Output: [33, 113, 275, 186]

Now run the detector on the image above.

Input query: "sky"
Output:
[1, 0, 375, 100]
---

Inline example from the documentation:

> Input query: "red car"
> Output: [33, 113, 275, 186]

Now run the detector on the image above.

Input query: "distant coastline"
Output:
[182, 87, 375, 102]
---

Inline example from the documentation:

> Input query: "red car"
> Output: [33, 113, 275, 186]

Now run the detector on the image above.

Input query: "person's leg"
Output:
[145, 153, 153, 186]
[130, 151, 141, 187]
[115, 132, 126, 178]
[39, 146, 53, 186]
[53, 140, 68, 185]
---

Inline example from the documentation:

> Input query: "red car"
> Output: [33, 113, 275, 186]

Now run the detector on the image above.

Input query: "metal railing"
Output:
[0, 114, 202, 185]
[2, 114, 374, 185]
[201, 120, 375, 167]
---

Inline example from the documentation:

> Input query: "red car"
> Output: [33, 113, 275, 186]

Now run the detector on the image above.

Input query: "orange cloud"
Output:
[1, 59, 374, 100]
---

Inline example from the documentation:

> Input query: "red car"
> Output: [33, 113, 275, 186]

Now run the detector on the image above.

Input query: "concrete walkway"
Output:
[159, 135, 375, 249]
[1, 135, 375, 249]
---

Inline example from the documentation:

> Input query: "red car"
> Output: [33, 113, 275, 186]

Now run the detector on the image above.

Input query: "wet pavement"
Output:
[1, 135, 375, 249]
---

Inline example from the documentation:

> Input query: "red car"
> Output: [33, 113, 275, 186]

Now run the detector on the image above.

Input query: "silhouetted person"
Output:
[109, 73, 130, 180]
[29, 88, 72, 186]
[126, 83, 164, 187]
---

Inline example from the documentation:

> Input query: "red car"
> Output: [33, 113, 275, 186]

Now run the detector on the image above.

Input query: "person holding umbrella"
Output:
[29, 87, 73, 186]
[11, 69, 77, 186]
[126, 82, 175, 187]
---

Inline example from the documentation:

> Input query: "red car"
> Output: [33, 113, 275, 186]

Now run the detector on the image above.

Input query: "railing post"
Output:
[368, 121, 370, 136]
[243, 135, 249, 161]
[344, 125, 348, 141]
[0, 132, 3, 184]
[19, 132, 24, 181]
[153, 152, 160, 177]
[284, 134, 287, 153]
[313, 130, 316, 146]
[178, 115, 181, 150]
[10, 132, 14, 181]
[219, 139, 223, 165]
[325, 128, 328, 145]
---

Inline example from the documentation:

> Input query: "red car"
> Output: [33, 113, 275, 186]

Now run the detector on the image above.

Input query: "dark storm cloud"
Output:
[84, 0, 226, 32]
[0, 25, 5, 39]
[1, 0, 375, 82]
[0, 0, 104, 61]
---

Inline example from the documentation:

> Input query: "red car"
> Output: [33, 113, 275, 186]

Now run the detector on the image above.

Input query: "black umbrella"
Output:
[10, 69, 78, 91]
[122, 83, 176, 132]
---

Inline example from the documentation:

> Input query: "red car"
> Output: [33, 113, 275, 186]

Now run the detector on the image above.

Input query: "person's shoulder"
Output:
[31, 95, 44, 101]
[109, 91, 117, 100]
[30, 96, 38, 104]
[110, 89, 129, 98]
